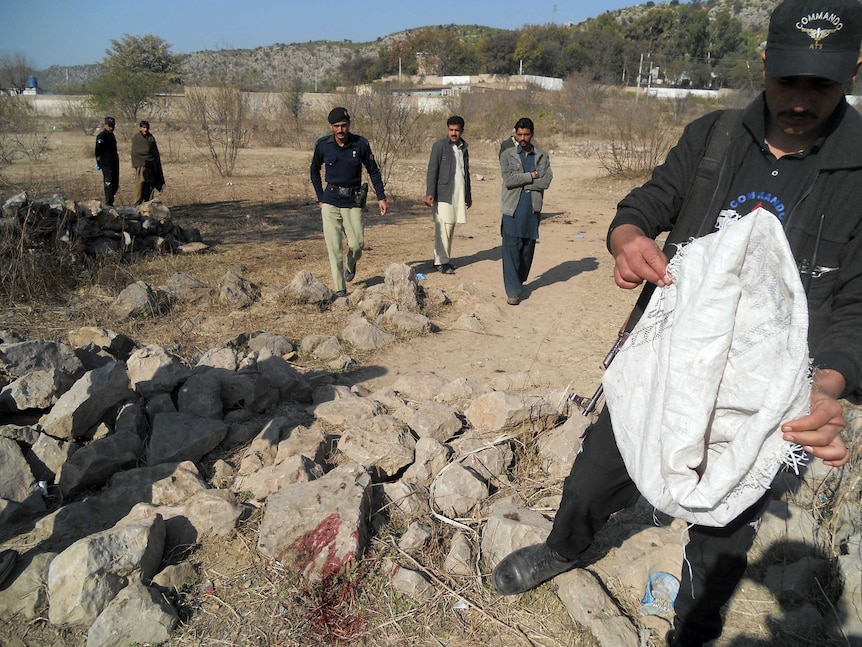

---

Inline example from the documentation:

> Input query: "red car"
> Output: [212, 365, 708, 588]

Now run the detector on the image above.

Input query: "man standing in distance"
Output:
[424, 115, 472, 274]
[95, 116, 119, 206]
[499, 117, 553, 305]
[310, 107, 388, 298]
[491, 1, 862, 645]
[130, 120, 165, 206]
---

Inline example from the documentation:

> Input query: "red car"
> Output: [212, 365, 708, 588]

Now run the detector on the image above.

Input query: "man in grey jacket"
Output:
[499, 117, 553, 305]
[424, 115, 471, 274]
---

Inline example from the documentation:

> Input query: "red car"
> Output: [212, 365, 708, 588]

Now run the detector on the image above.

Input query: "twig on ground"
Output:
[381, 537, 564, 647]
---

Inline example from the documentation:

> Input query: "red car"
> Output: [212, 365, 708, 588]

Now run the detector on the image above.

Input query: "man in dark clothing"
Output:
[491, 1, 862, 646]
[131, 120, 165, 206]
[310, 106, 388, 297]
[95, 116, 119, 206]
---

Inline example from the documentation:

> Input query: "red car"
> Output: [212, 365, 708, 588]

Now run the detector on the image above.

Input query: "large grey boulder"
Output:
[312, 394, 385, 426]
[85, 580, 179, 647]
[0, 369, 76, 412]
[176, 370, 223, 418]
[67, 326, 135, 361]
[287, 270, 331, 304]
[383, 262, 420, 310]
[556, 569, 639, 647]
[26, 433, 79, 482]
[126, 345, 190, 397]
[0, 339, 83, 379]
[256, 347, 313, 403]
[233, 454, 323, 501]
[536, 415, 588, 478]
[146, 412, 228, 465]
[340, 317, 395, 351]
[122, 489, 243, 552]
[0, 437, 45, 515]
[402, 436, 452, 486]
[464, 391, 560, 437]
[258, 464, 372, 582]
[109, 281, 170, 320]
[392, 401, 462, 443]
[57, 431, 143, 498]
[39, 361, 134, 439]
[390, 372, 449, 402]
[0, 551, 56, 620]
[47, 514, 166, 626]
[337, 415, 416, 480]
[430, 462, 489, 517]
[218, 270, 260, 309]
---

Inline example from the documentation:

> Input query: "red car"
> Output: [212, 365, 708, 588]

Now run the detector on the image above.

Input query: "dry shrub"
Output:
[339, 94, 424, 198]
[183, 86, 252, 178]
[595, 98, 674, 179]
[0, 203, 81, 304]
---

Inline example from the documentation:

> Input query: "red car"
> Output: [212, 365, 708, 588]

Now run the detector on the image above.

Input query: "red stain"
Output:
[279, 513, 358, 579]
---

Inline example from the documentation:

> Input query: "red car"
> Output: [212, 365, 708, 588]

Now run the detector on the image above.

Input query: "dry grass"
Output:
[2, 92, 859, 647]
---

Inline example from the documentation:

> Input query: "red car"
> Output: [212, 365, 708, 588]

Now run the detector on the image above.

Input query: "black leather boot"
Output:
[491, 542, 578, 595]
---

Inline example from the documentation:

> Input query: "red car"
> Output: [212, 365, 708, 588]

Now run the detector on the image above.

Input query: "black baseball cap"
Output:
[105, 116, 115, 127]
[328, 107, 350, 124]
[766, 0, 862, 82]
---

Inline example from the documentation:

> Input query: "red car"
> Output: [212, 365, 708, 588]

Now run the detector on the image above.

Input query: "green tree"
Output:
[479, 31, 519, 74]
[89, 34, 183, 120]
[515, 25, 587, 78]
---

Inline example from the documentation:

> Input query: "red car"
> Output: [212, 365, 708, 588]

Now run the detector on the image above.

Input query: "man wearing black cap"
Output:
[95, 116, 119, 206]
[491, 1, 862, 645]
[310, 107, 388, 297]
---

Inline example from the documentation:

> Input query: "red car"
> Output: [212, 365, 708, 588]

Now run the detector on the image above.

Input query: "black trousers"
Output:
[545, 406, 769, 644]
[101, 166, 118, 206]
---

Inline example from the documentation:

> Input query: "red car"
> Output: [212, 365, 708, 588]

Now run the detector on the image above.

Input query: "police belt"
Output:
[327, 184, 359, 197]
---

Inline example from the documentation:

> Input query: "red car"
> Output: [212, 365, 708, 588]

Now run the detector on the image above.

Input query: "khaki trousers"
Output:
[321, 203, 364, 292]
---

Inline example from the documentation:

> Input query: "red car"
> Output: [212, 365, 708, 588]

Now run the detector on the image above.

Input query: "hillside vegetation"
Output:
[32, 0, 779, 93]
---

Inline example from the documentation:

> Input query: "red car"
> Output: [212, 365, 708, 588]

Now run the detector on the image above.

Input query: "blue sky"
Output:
[0, 0, 637, 70]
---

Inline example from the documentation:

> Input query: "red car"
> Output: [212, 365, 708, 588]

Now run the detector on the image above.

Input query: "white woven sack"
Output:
[603, 208, 810, 527]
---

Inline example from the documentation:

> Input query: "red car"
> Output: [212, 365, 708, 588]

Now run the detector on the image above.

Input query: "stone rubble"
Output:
[0, 257, 859, 647]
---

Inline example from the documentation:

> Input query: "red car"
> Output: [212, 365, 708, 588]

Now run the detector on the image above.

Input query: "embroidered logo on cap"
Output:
[797, 11, 845, 48]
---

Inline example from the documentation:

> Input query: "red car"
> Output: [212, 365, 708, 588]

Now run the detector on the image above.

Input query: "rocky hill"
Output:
[35, 0, 778, 92]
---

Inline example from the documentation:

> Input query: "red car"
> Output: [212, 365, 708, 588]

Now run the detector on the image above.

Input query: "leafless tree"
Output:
[343, 93, 422, 192]
[0, 52, 35, 94]
[183, 86, 251, 177]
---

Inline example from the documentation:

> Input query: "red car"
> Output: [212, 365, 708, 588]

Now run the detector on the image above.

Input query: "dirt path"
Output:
[356, 152, 635, 401]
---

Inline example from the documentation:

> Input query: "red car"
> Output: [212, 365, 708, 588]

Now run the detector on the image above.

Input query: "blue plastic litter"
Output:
[416, 273, 426, 280]
[639, 571, 680, 616]
[576, 235, 585, 239]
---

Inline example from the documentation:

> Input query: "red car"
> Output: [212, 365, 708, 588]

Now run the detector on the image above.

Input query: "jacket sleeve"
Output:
[309, 139, 325, 202]
[501, 149, 532, 188]
[464, 144, 472, 206]
[812, 218, 862, 397]
[529, 151, 553, 191]
[425, 140, 442, 198]
[361, 139, 387, 200]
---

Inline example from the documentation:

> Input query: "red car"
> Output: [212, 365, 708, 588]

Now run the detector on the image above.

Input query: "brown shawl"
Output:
[130, 132, 165, 190]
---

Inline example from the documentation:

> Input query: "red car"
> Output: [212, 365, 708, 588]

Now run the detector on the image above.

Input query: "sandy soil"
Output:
[3, 126, 833, 647]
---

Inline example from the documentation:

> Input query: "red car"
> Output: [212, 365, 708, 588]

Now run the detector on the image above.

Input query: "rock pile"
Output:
[0, 193, 206, 257]
[0, 262, 860, 646]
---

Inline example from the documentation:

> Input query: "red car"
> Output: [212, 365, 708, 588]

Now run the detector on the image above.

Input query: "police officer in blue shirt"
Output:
[310, 107, 388, 297]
